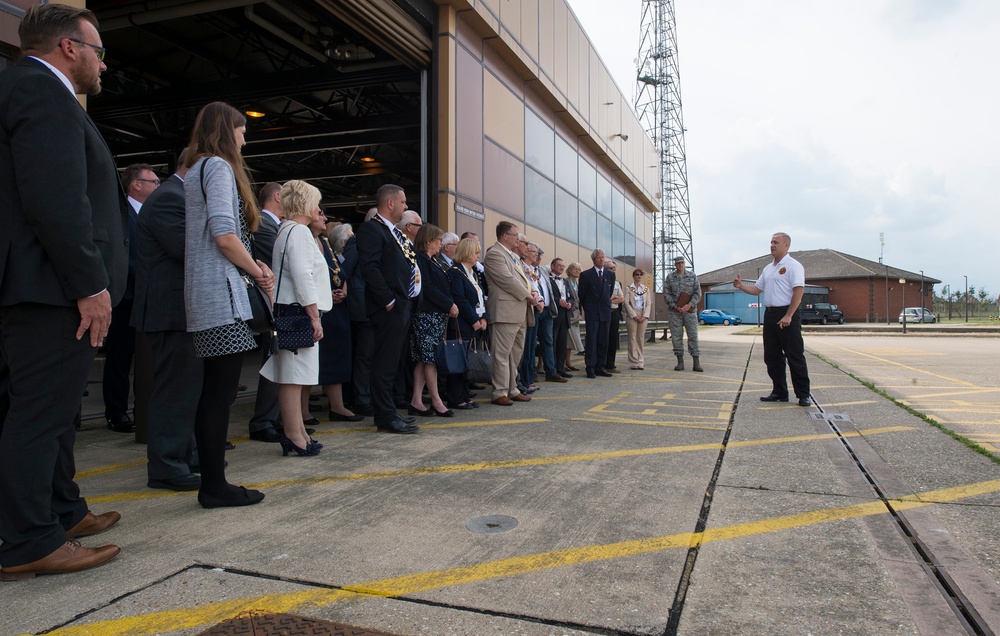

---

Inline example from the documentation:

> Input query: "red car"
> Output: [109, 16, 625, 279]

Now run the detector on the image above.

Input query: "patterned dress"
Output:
[191, 201, 258, 358]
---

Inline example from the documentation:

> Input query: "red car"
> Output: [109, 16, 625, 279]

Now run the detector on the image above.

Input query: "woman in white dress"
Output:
[260, 181, 332, 456]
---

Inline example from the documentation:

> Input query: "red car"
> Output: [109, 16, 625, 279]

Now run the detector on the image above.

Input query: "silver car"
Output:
[898, 307, 937, 323]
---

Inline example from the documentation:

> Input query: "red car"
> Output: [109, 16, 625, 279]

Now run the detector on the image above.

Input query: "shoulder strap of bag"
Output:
[274, 223, 309, 301]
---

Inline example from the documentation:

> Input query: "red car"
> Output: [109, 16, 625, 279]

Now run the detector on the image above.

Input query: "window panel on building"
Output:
[623, 233, 636, 266]
[578, 157, 596, 208]
[596, 173, 611, 218]
[524, 108, 554, 180]
[555, 187, 578, 244]
[613, 224, 625, 263]
[578, 203, 597, 250]
[598, 214, 612, 252]
[524, 166, 555, 234]
[612, 186, 624, 228]
[625, 199, 636, 235]
[554, 135, 577, 195]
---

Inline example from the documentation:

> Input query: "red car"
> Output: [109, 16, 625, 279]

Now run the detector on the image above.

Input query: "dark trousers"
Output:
[193, 351, 244, 497]
[605, 307, 622, 369]
[351, 320, 373, 409]
[552, 311, 569, 373]
[146, 331, 201, 480]
[248, 333, 280, 433]
[518, 319, 539, 386]
[584, 313, 610, 372]
[762, 306, 810, 399]
[536, 310, 556, 377]
[370, 303, 411, 425]
[102, 298, 135, 419]
[0, 304, 93, 567]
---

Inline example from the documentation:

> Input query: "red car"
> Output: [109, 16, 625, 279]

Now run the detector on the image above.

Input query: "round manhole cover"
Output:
[466, 515, 518, 534]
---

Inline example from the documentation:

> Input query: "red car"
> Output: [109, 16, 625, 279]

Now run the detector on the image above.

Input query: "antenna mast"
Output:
[635, 0, 693, 291]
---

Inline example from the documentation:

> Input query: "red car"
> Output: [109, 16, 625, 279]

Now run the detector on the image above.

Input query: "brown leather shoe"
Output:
[0, 541, 120, 581]
[491, 396, 514, 406]
[606, 368, 621, 374]
[510, 393, 532, 402]
[66, 511, 121, 539]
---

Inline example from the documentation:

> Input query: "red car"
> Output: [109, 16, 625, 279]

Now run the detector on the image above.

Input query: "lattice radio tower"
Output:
[635, 0, 693, 292]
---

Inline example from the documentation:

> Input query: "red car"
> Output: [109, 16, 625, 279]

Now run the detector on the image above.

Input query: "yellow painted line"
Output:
[569, 416, 727, 431]
[86, 427, 915, 505]
[76, 458, 146, 479]
[902, 388, 1000, 399]
[821, 343, 978, 387]
[46, 476, 1000, 636]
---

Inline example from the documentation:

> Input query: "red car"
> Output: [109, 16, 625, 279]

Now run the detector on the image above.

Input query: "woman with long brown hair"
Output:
[183, 101, 272, 507]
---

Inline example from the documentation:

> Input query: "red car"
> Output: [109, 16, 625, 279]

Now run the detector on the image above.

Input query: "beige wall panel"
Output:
[483, 70, 524, 158]
[577, 35, 590, 122]
[456, 45, 484, 202]
[483, 140, 525, 220]
[524, 86, 555, 128]
[454, 196, 486, 239]
[554, 238, 578, 267]
[484, 46, 525, 99]
[520, 0, 539, 64]
[479, 0, 500, 18]
[538, 0, 554, 83]
[500, 0, 521, 42]
[455, 15, 484, 58]
[552, 0, 567, 91]
[565, 18, 579, 111]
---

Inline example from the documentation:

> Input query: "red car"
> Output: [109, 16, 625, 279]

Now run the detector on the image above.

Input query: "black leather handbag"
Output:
[435, 317, 467, 375]
[272, 224, 314, 353]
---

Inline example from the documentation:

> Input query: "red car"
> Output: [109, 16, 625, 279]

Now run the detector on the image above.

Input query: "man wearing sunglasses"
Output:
[0, 4, 127, 580]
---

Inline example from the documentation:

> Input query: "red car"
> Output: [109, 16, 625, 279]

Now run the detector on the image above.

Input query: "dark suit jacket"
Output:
[550, 274, 572, 327]
[0, 58, 128, 307]
[577, 267, 613, 322]
[252, 211, 280, 267]
[131, 174, 187, 332]
[416, 253, 453, 314]
[356, 215, 413, 317]
[342, 234, 367, 322]
[449, 264, 487, 340]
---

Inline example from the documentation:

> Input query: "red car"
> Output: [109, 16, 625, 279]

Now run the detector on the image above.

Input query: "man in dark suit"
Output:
[102, 163, 158, 434]
[345, 207, 379, 417]
[0, 4, 126, 580]
[548, 258, 574, 378]
[355, 184, 420, 434]
[577, 249, 614, 378]
[131, 157, 202, 492]
[247, 182, 284, 443]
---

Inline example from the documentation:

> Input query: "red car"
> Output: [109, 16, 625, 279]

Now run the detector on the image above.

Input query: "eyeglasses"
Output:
[504, 231, 519, 237]
[67, 38, 106, 61]
[444, 243, 458, 248]
[135, 178, 160, 186]
[407, 222, 422, 228]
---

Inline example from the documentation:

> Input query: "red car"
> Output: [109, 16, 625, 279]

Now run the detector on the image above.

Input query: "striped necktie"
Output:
[391, 225, 417, 296]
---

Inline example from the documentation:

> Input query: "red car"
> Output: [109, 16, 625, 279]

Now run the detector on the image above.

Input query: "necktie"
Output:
[391, 226, 417, 296]
[598, 270, 603, 283]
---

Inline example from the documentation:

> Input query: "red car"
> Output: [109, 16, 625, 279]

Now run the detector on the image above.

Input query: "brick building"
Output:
[698, 249, 941, 323]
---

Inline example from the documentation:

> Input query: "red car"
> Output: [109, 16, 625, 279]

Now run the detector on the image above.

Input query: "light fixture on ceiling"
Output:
[245, 109, 266, 118]
[359, 156, 376, 163]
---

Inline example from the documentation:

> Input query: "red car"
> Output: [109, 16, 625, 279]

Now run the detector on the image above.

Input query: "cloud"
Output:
[880, 0, 965, 36]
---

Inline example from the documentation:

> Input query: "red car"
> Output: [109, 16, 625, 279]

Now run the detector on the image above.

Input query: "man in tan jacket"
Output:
[484, 221, 538, 405]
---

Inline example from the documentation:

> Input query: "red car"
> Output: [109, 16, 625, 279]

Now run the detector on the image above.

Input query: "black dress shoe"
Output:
[586, 369, 597, 378]
[224, 441, 236, 450]
[797, 397, 812, 407]
[329, 411, 364, 422]
[469, 383, 486, 390]
[376, 419, 419, 434]
[198, 486, 264, 509]
[249, 428, 282, 443]
[399, 414, 416, 424]
[148, 474, 201, 491]
[106, 414, 135, 433]
[558, 371, 573, 379]
[545, 375, 568, 383]
[759, 394, 789, 402]
[303, 417, 320, 427]
[595, 370, 613, 377]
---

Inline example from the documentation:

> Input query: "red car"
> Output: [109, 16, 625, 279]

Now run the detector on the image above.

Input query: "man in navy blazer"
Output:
[131, 159, 203, 492]
[0, 4, 126, 580]
[576, 249, 614, 378]
[355, 184, 420, 433]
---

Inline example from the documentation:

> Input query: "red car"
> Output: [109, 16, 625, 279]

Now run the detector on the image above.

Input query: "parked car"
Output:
[801, 302, 845, 325]
[698, 309, 742, 326]
[898, 307, 936, 323]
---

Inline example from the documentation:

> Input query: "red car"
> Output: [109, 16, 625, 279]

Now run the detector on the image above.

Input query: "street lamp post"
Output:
[965, 275, 969, 323]
[900, 278, 907, 334]
[920, 269, 924, 314]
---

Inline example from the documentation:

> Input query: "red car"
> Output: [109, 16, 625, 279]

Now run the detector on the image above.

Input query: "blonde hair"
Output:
[455, 238, 481, 264]
[279, 180, 321, 222]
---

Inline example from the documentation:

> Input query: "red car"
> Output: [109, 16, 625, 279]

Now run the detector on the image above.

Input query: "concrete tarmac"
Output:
[3, 326, 999, 635]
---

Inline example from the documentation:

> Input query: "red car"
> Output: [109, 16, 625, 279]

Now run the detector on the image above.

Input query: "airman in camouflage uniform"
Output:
[663, 255, 702, 372]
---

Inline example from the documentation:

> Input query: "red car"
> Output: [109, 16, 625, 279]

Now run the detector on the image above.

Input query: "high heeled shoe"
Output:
[407, 404, 433, 417]
[308, 438, 323, 450]
[280, 437, 320, 457]
[432, 407, 454, 417]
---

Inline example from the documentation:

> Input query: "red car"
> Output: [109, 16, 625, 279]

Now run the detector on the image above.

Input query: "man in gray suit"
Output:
[247, 182, 284, 442]
[131, 156, 202, 491]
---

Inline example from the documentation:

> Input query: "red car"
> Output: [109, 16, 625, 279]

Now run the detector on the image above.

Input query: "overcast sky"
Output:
[568, 0, 998, 299]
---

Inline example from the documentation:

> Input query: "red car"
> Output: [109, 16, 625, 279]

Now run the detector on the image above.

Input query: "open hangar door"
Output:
[88, 0, 434, 221]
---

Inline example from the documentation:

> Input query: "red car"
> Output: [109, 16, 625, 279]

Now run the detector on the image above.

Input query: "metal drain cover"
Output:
[198, 612, 401, 635]
[808, 412, 852, 422]
[466, 515, 518, 533]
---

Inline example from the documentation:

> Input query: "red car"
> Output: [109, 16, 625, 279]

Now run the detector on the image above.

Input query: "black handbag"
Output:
[272, 224, 315, 353]
[199, 162, 272, 334]
[435, 317, 467, 375]
[466, 333, 492, 384]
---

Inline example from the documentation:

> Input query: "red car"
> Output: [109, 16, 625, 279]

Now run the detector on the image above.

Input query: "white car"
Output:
[898, 307, 936, 323]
